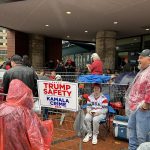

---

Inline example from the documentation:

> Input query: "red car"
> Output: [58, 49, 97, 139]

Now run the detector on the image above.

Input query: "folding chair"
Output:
[99, 94, 116, 140]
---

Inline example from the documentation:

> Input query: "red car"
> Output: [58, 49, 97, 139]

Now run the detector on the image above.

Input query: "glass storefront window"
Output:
[116, 37, 141, 71]
[143, 35, 150, 49]
[116, 37, 141, 52]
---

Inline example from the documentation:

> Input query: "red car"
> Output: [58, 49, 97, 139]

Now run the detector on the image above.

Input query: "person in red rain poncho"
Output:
[0, 79, 53, 150]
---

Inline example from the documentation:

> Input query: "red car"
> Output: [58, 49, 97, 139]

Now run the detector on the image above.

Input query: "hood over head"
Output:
[6, 79, 34, 109]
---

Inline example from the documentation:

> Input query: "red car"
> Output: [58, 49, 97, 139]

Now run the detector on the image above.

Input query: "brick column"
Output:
[29, 35, 44, 68]
[96, 31, 116, 70]
[7, 29, 15, 58]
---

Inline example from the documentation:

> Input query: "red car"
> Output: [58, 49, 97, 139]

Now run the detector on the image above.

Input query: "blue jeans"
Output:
[42, 107, 49, 120]
[128, 109, 150, 150]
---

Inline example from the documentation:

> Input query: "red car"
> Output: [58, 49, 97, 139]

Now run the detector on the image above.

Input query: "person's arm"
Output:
[25, 111, 53, 150]
[141, 77, 150, 110]
[86, 64, 91, 72]
[3, 72, 10, 94]
[86, 103, 92, 114]
[71, 61, 76, 68]
[86, 61, 97, 73]
[65, 62, 68, 68]
[33, 71, 39, 97]
[86, 98, 92, 114]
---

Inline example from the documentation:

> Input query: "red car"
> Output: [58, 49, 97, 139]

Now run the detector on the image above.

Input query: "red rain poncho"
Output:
[0, 79, 53, 150]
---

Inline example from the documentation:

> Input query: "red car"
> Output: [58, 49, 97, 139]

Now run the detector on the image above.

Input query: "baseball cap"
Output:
[92, 83, 102, 90]
[139, 49, 150, 57]
[55, 74, 62, 81]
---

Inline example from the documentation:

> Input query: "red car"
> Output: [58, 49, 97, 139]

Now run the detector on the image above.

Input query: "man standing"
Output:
[65, 57, 76, 73]
[125, 49, 150, 150]
[3, 54, 38, 96]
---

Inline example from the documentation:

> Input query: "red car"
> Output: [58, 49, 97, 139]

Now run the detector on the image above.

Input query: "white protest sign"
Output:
[37, 80, 78, 112]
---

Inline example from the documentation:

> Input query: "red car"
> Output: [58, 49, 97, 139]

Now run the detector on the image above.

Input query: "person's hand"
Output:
[89, 110, 95, 116]
[94, 112, 100, 116]
[140, 102, 150, 111]
[86, 64, 89, 68]
[111, 74, 116, 79]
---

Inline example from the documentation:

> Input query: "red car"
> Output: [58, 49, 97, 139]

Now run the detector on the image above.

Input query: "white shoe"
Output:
[83, 133, 92, 143]
[92, 135, 98, 145]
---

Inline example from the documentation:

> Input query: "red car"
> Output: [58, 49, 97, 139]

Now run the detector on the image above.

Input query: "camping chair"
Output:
[99, 94, 116, 140]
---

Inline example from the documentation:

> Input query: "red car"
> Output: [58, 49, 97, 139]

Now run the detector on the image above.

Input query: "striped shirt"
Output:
[86, 93, 108, 115]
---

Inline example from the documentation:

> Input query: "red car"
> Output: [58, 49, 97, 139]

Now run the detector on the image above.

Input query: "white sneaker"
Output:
[92, 134, 98, 145]
[83, 133, 92, 143]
